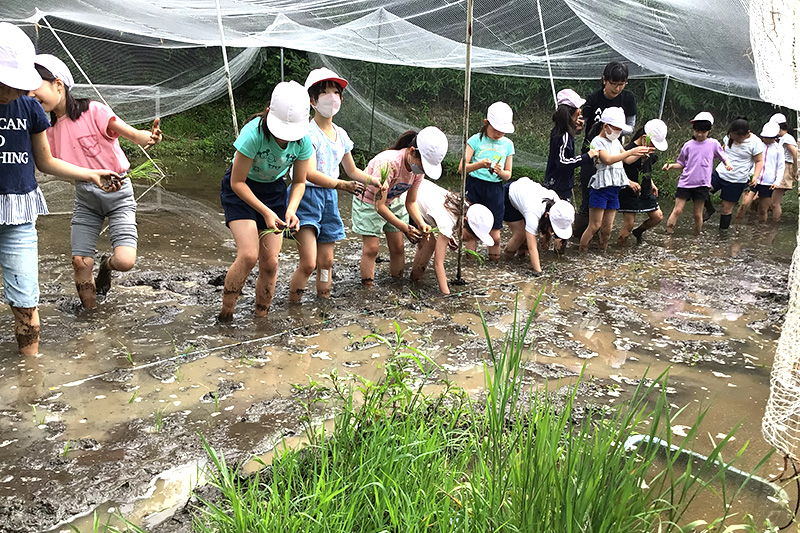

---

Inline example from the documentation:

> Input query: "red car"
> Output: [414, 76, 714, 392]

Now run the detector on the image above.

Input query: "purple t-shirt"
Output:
[676, 139, 727, 188]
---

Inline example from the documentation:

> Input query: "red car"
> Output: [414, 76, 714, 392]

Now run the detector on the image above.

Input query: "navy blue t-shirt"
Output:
[0, 96, 50, 195]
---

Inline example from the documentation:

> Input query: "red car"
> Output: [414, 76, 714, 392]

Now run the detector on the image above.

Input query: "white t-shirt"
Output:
[757, 141, 785, 187]
[508, 177, 559, 235]
[716, 134, 764, 184]
[779, 132, 797, 163]
[588, 135, 628, 189]
[415, 179, 458, 239]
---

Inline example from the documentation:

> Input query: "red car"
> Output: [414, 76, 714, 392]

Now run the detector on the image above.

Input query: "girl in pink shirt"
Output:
[33, 55, 161, 309]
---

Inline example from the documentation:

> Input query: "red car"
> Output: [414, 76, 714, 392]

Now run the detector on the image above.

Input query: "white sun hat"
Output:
[549, 200, 575, 240]
[0, 22, 42, 91]
[644, 119, 668, 151]
[769, 113, 787, 124]
[487, 101, 515, 134]
[266, 81, 311, 142]
[304, 67, 348, 91]
[556, 89, 585, 109]
[690, 111, 715, 125]
[34, 54, 75, 88]
[599, 107, 632, 134]
[416, 126, 448, 180]
[466, 203, 495, 247]
[760, 121, 780, 138]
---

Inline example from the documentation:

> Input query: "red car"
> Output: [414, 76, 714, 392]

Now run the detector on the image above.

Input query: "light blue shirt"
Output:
[307, 121, 353, 187]
[467, 133, 515, 183]
[233, 117, 313, 183]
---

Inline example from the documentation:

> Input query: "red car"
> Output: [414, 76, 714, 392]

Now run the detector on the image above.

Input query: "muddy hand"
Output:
[342, 180, 364, 196]
[97, 171, 123, 192]
[145, 118, 162, 150]
[405, 224, 423, 243]
[284, 211, 300, 232]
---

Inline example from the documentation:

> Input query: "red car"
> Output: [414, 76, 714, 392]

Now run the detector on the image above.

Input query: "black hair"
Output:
[601, 61, 629, 86]
[34, 64, 90, 124]
[777, 122, 789, 132]
[537, 198, 556, 236]
[692, 120, 712, 133]
[727, 116, 750, 148]
[307, 79, 344, 103]
[552, 104, 578, 137]
[585, 120, 604, 143]
[391, 130, 419, 150]
[478, 121, 490, 140]
[630, 127, 646, 144]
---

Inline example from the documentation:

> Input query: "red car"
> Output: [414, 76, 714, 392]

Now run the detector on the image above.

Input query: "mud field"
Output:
[0, 166, 796, 532]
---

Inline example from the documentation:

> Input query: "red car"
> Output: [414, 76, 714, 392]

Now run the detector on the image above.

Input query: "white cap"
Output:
[644, 119, 668, 151]
[770, 113, 787, 125]
[760, 121, 780, 138]
[599, 107, 632, 134]
[0, 23, 42, 91]
[266, 81, 311, 142]
[34, 54, 74, 88]
[304, 67, 347, 91]
[487, 101, 514, 134]
[691, 111, 715, 125]
[466, 203, 494, 247]
[416, 126, 448, 180]
[556, 89, 585, 109]
[549, 200, 574, 240]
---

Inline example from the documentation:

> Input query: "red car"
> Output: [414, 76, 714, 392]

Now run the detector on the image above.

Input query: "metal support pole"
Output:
[214, 0, 239, 137]
[280, 47, 285, 82]
[658, 75, 670, 120]
[455, 0, 474, 282]
[535, 0, 557, 108]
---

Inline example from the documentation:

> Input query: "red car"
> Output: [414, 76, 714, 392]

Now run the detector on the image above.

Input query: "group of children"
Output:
[1, 25, 797, 356]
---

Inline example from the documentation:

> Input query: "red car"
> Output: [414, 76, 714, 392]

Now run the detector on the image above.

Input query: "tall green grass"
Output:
[192, 295, 774, 532]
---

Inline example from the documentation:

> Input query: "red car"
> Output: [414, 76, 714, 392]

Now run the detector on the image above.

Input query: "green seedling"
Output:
[379, 162, 392, 186]
[408, 288, 419, 300]
[259, 227, 300, 245]
[464, 248, 486, 265]
[127, 159, 164, 184]
[32, 405, 45, 425]
[155, 408, 165, 432]
[128, 389, 139, 404]
[644, 133, 652, 146]
[62, 440, 71, 458]
[119, 342, 134, 366]
[175, 364, 182, 383]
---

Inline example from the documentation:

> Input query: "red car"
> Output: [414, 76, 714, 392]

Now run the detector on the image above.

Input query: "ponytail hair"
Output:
[391, 130, 418, 150]
[552, 104, 578, 137]
[537, 198, 556, 236]
[479, 121, 490, 140]
[727, 116, 749, 148]
[34, 64, 90, 124]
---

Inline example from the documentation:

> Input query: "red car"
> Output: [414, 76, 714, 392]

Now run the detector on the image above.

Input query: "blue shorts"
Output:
[292, 185, 346, 243]
[502, 182, 524, 223]
[220, 167, 287, 230]
[588, 186, 621, 210]
[466, 175, 504, 229]
[711, 171, 748, 203]
[0, 222, 39, 308]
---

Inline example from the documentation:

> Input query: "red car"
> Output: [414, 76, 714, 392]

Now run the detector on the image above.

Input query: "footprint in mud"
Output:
[200, 379, 244, 403]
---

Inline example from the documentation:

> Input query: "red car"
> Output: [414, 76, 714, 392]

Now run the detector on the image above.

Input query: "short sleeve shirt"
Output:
[0, 95, 50, 195]
[307, 120, 353, 186]
[780, 133, 797, 163]
[47, 101, 130, 174]
[233, 117, 313, 183]
[582, 89, 637, 150]
[415, 179, 457, 238]
[362, 149, 423, 205]
[715, 134, 764, 184]
[675, 139, 727, 188]
[467, 133, 515, 183]
[508, 177, 559, 235]
[588, 135, 628, 189]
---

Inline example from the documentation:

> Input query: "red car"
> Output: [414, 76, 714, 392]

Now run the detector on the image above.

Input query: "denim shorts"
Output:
[502, 182, 524, 223]
[466, 175, 504, 229]
[220, 167, 287, 231]
[71, 180, 138, 257]
[0, 222, 39, 308]
[292, 185, 346, 243]
[588, 186, 621, 210]
[352, 196, 408, 237]
[711, 170, 749, 203]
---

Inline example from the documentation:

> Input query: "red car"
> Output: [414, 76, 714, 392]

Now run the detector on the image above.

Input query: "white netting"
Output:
[749, 0, 800, 110]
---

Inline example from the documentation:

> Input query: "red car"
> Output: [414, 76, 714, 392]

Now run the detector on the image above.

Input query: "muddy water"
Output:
[0, 161, 796, 532]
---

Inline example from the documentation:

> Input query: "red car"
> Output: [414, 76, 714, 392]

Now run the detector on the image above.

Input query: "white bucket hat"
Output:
[34, 54, 75, 88]
[690, 111, 715, 126]
[416, 126, 448, 180]
[760, 121, 780, 138]
[466, 203, 495, 247]
[267, 81, 311, 142]
[644, 119, 668, 151]
[769, 113, 787, 125]
[549, 200, 574, 240]
[556, 89, 585, 109]
[599, 107, 632, 134]
[487, 101, 515, 134]
[0, 23, 42, 91]
[304, 67, 348, 91]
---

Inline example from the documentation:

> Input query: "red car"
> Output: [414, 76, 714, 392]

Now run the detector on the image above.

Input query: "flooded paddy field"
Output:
[0, 164, 796, 532]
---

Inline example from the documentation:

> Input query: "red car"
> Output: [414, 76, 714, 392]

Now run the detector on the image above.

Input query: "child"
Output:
[769, 113, 798, 222]
[0, 23, 119, 354]
[354, 127, 448, 287]
[618, 120, 668, 244]
[503, 177, 575, 274]
[287, 68, 384, 303]
[706, 117, 764, 229]
[459, 102, 515, 262]
[663, 113, 731, 235]
[33, 54, 162, 309]
[218, 80, 311, 321]
[736, 121, 784, 223]
[544, 89, 598, 201]
[409, 179, 494, 294]
[579, 107, 651, 252]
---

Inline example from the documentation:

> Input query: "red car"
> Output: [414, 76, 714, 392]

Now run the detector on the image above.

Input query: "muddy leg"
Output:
[757, 197, 770, 223]
[254, 231, 282, 317]
[360, 236, 379, 287]
[72, 255, 97, 309]
[410, 234, 435, 281]
[219, 220, 259, 321]
[315, 242, 335, 299]
[770, 189, 785, 222]
[666, 197, 687, 234]
[691, 199, 704, 235]
[503, 220, 525, 259]
[387, 231, 405, 279]
[488, 228, 501, 263]
[598, 209, 616, 250]
[579, 208, 604, 251]
[617, 213, 635, 245]
[11, 306, 39, 356]
[289, 227, 318, 303]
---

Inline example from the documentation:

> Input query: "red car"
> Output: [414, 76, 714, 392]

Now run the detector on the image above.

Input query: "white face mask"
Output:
[604, 126, 621, 142]
[313, 93, 341, 118]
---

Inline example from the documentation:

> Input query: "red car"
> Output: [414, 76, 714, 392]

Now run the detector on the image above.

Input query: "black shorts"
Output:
[675, 186, 710, 202]
[711, 170, 748, 203]
[220, 167, 288, 230]
[502, 182, 524, 223]
[466, 174, 504, 229]
[754, 184, 773, 198]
